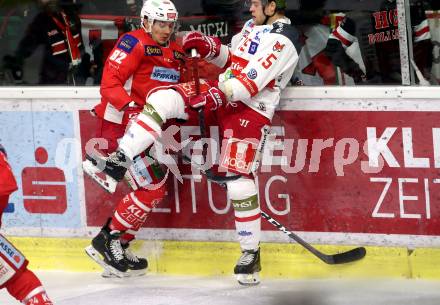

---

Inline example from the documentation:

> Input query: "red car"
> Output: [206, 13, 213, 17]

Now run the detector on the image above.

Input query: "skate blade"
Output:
[101, 269, 129, 278]
[101, 268, 146, 278]
[82, 159, 117, 193]
[84, 245, 127, 278]
[236, 272, 260, 286]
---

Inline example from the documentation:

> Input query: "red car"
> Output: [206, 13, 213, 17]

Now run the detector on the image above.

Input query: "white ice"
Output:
[1, 271, 440, 305]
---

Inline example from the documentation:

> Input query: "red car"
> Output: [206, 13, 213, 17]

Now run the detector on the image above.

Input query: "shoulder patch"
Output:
[245, 19, 254, 28]
[270, 22, 303, 53]
[173, 50, 184, 61]
[117, 34, 139, 54]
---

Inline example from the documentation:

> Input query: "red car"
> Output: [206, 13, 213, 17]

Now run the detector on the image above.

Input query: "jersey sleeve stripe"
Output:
[332, 27, 355, 47]
[414, 20, 431, 42]
[235, 73, 259, 97]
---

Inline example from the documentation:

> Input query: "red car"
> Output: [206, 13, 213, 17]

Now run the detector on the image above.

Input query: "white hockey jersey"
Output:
[210, 17, 301, 120]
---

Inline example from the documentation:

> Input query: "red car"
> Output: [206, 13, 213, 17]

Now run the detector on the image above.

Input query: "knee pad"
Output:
[147, 89, 187, 122]
[227, 177, 260, 215]
[227, 177, 258, 202]
[0, 234, 28, 289]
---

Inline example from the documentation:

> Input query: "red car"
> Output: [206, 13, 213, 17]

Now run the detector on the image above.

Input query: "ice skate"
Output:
[123, 243, 148, 276]
[85, 222, 128, 278]
[101, 243, 148, 278]
[234, 248, 261, 286]
[82, 149, 130, 193]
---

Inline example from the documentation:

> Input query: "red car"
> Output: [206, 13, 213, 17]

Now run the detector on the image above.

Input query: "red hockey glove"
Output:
[182, 32, 221, 60]
[189, 87, 226, 111]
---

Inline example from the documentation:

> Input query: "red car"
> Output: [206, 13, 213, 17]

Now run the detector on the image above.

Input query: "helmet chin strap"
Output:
[141, 17, 149, 33]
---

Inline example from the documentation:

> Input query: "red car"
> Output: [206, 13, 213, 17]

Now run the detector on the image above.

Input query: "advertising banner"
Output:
[79, 108, 440, 236]
[0, 111, 83, 230]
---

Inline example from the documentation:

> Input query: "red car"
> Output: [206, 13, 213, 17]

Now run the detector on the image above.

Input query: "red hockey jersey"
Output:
[0, 150, 18, 220]
[94, 29, 185, 125]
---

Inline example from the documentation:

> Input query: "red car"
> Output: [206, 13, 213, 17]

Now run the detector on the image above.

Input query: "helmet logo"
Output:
[167, 13, 177, 19]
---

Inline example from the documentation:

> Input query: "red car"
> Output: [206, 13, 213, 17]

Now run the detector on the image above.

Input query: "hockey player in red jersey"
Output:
[84, 0, 301, 286]
[0, 145, 53, 305]
[82, 0, 184, 278]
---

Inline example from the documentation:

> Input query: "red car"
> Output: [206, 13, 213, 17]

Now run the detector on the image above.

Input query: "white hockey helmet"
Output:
[141, 0, 178, 32]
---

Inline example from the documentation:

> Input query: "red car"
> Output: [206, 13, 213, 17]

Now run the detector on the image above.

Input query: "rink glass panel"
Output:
[0, 0, 437, 86]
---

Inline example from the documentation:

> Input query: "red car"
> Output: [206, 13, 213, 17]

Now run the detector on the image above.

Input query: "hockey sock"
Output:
[228, 177, 261, 250]
[23, 290, 53, 305]
[110, 187, 166, 233]
[5, 268, 52, 304]
[120, 233, 135, 245]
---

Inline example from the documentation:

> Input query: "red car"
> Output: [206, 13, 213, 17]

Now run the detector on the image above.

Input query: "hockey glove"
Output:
[182, 32, 221, 60]
[189, 87, 226, 111]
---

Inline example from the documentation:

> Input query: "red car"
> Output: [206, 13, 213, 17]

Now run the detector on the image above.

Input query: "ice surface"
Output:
[1, 271, 439, 305]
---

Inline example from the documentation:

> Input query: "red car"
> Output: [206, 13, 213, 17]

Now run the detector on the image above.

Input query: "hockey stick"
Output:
[410, 58, 430, 86]
[189, 49, 241, 184]
[180, 153, 241, 186]
[183, 150, 366, 264]
[261, 211, 366, 264]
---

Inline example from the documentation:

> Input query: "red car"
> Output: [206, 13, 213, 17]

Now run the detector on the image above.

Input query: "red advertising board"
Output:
[79, 110, 440, 235]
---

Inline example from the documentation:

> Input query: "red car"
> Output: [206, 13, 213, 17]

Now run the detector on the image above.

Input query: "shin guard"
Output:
[227, 177, 261, 251]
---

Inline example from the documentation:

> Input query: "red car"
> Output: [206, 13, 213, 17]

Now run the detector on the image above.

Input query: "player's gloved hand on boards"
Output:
[182, 32, 221, 60]
[189, 87, 226, 111]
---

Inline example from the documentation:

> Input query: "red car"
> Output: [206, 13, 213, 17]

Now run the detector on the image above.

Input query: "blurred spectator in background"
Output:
[424, 0, 440, 84]
[79, 0, 144, 84]
[290, 0, 338, 85]
[81, 0, 143, 17]
[325, 0, 433, 85]
[0, 1, 38, 85]
[3, 0, 91, 85]
[201, 0, 245, 38]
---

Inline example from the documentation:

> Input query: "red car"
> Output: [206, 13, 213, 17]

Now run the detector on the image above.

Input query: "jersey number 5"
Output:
[109, 49, 128, 64]
[261, 53, 278, 69]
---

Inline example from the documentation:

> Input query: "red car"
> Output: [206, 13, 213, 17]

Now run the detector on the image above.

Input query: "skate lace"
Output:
[109, 239, 125, 261]
[108, 152, 122, 165]
[237, 252, 255, 266]
[124, 248, 140, 263]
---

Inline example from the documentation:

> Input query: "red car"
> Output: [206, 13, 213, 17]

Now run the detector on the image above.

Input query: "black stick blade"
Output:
[330, 247, 366, 264]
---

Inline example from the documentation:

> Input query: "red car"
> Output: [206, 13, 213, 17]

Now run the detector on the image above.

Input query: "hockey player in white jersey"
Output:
[84, 0, 301, 285]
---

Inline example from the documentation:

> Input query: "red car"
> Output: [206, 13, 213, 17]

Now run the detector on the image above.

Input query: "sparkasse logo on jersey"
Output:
[0, 237, 24, 269]
[151, 66, 180, 83]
